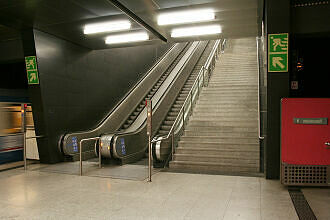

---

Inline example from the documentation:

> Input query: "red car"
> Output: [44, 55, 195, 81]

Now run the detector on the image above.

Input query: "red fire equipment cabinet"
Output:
[281, 98, 330, 186]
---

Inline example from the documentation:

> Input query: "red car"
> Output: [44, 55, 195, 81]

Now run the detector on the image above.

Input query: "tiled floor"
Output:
[0, 168, 299, 220]
[303, 188, 330, 220]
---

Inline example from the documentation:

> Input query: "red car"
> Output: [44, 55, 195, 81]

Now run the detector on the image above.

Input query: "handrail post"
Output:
[182, 107, 185, 130]
[190, 91, 193, 113]
[202, 66, 205, 86]
[98, 141, 102, 168]
[197, 78, 200, 95]
[80, 140, 82, 176]
[171, 130, 174, 161]
[256, 37, 265, 140]
[79, 137, 100, 176]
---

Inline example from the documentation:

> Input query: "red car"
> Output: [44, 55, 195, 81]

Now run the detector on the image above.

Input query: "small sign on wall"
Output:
[291, 81, 298, 90]
[268, 33, 289, 72]
[25, 56, 40, 85]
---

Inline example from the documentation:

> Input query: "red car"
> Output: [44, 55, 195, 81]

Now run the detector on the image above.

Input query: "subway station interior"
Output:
[0, 0, 329, 219]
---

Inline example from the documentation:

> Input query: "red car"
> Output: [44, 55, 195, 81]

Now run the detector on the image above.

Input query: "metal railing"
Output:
[79, 137, 101, 176]
[256, 37, 265, 140]
[152, 39, 226, 162]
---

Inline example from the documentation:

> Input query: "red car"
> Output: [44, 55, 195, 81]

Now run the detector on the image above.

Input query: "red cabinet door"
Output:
[281, 98, 330, 165]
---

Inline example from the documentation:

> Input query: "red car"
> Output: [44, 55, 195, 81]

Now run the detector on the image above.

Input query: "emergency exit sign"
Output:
[268, 33, 289, 72]
[25, 56, 40, 85]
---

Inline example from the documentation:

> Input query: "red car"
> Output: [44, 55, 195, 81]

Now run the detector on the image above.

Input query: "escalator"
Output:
[61, 41, 203, 160]
[156, 41, 215, 136]
[119, 43, 193, 131]
[61, 39, 220, 166]
[98, 41, 208, 164]
[61, 42, 189, 158]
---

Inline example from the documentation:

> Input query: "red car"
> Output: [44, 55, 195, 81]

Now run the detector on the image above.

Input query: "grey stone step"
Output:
[180, 136, 259, 144]
[204, 87, 258, 91]
[188, 120, 257, 127]
[173, 154, 259, 164]
[169, 161, 259, 173]
[192, 111, 257, 116]
[186, 125, 257, 132]
[199, 93, 258, 97]
[178, 141, 259, 151]
[197, 100, 258, 104]
[175, 147, 259, 157]
[197, 99, 258, 103]
[184, 130, 257, 137]
[190, 116, 258, 122]
[194, 104, 258, 109]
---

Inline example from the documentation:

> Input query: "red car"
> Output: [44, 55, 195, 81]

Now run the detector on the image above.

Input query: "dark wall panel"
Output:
[0, 39, 24, 62]
[265, 0, 290, 179]
[33, 30, 171, 163]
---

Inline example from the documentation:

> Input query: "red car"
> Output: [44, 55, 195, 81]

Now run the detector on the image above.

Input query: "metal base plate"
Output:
[281, 163, 330, 186]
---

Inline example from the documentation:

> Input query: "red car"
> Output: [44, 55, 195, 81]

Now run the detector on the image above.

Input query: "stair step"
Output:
[186, 125, 257, 132]
[184, 130, 257, 137]
[175, 147, 259, 157]
[178, 141, 259, 151]
[188, 120, 257, 127]
[169, 161, 259, 173]
[190, 116, 257, 122]
[180, 136, 259, 144]
[173, 154, 259, 164]
[192, 112, 257, 117]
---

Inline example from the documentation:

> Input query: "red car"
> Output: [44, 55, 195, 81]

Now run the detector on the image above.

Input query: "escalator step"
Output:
[164, 121, 174, 125]
[158, 130, 168, 135]
[161, 125, 171, 130]
[166, 116, 176, 121]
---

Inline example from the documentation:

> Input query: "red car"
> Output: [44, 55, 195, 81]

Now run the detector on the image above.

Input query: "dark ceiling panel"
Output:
[0, 0, 40, 9]
[71, 0, 120, 17]
[0, 24, 20, 41]
[0, 0, 260, 49]
[154, 0, 215, 9]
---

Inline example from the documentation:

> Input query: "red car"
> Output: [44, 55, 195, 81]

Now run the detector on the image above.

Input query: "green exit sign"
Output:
[25, 56, 40, 85]
[268, 33, 289, 72]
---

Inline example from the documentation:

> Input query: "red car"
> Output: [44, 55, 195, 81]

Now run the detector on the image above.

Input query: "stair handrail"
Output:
[153, 39, 223, 143]
[256, 37, 265, 140]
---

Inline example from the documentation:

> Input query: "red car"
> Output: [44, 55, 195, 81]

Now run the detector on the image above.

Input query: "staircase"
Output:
[169, 38, 260, 175]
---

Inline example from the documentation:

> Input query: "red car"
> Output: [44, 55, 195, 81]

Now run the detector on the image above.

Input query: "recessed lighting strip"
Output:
[171, 25, 221, 38]
[84, 20, 131, 35]
[105, 32, 149, 44]
[158, 9, 215, 26]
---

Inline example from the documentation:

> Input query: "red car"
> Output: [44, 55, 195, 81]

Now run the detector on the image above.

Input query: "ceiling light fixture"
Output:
[105, 32, 149, 44]
[158, 9, 215, 26]
[84, 20, 131, 34]
[171, 25, 221, 38]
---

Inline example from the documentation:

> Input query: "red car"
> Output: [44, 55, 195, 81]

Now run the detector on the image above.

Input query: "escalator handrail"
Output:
[154, 39, 222, 141]
[88, 43, 177, 129]
[112, 42, 201, 137]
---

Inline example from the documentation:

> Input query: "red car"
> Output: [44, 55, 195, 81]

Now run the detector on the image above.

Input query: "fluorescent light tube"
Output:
[105, 32, 149, 44]
[158, 9, 215, 25]
[171, 25, 221, 38]
[84, 20, 131, 34]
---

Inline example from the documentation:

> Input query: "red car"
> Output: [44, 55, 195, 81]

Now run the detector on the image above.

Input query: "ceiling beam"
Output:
[107, 0, 167, 42]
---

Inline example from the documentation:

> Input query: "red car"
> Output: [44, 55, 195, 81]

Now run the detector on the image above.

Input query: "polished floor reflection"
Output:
[0, 168, 300, 219]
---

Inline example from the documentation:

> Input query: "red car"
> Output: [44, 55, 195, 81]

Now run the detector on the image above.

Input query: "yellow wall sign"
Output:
[25, 56, 40, 85]
[268, 33, 289, 72]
